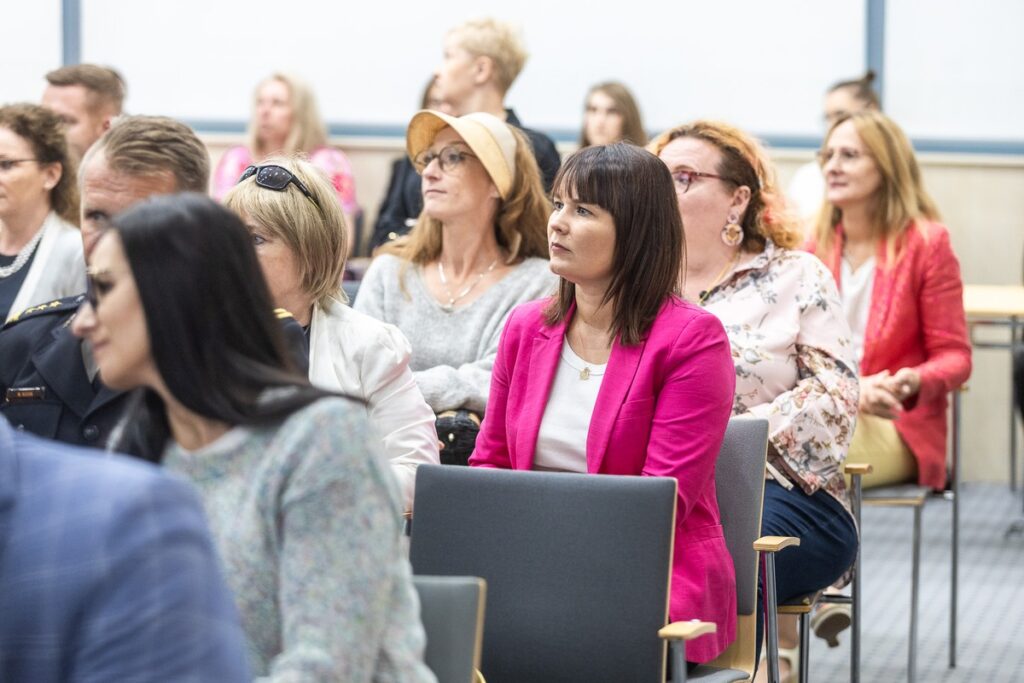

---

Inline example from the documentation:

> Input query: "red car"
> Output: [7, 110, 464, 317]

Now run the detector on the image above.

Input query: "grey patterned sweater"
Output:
[354, 254, 557, 413]
[163, 397, 436, 683]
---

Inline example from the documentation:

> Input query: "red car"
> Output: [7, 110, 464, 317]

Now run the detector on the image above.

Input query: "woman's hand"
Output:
[885, 367, 921, 402]
[858, 371, 903, 419]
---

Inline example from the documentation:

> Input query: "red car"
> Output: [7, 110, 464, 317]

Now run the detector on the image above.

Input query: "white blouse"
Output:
[533, 339, 607, 473]
[839, 256, 876, 364]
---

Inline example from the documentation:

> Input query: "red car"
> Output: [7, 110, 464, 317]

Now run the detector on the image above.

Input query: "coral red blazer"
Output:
[471, 297, 737, 663]
[809, 221, 972, 489]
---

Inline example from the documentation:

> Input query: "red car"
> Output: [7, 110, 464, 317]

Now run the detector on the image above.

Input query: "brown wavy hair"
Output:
[0, 103, 79, 225]
[380, 125, 549, 267]
[648, 120, 800, 252]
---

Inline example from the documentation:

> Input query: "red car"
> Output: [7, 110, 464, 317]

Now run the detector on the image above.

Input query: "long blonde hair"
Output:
[380, 125, 550, 267]
[648, 120, 800, 252]
[813, 111, 939, 264]
[246, 73, 327, 159]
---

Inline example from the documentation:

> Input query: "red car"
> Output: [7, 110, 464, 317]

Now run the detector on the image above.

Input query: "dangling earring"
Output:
[721, 213, 743, 247]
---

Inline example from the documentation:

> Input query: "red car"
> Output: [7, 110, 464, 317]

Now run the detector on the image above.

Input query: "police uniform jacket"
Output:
[0, 296, 310, 449]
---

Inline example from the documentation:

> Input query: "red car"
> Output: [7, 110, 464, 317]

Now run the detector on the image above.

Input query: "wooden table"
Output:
[963, 285, 1024, 319]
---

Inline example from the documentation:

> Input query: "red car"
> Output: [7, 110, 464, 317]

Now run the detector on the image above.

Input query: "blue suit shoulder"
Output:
[0, 425, 252, 681]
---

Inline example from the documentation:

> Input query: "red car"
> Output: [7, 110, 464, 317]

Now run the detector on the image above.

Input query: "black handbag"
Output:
[435, 410, 481, 466]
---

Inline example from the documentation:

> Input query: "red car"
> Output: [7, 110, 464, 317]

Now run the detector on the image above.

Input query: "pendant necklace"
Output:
[697, 250, 741, 306]
[437, 258, 498, 312]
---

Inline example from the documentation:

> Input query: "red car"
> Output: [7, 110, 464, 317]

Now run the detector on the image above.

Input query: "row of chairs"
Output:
[409, 402, 962, 683]
[409, 419, 778, 682]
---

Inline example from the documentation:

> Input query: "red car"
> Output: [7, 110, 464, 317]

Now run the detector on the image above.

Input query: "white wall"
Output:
[5, 0, 861, 137]
[3, 0, 62, 104]
[885, 0, 1024, 141]
[5, 1, 1021, 146]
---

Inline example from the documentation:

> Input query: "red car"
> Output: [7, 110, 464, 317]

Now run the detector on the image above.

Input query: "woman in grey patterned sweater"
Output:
[72, 194, 435, 683]
[357, 110, 557, 414]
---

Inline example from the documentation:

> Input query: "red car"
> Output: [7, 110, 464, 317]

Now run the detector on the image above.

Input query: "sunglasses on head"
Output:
[238, 165, 324, 215]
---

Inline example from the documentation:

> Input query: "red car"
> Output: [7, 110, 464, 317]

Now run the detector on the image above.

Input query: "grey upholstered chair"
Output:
[409, 418, 785, 683]
[675, 417, 794, 683]
[409, 465, 678, 682]
[413, 575, 486, 683]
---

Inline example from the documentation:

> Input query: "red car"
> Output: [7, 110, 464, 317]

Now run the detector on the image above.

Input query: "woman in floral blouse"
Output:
[651, 121, 860, 681]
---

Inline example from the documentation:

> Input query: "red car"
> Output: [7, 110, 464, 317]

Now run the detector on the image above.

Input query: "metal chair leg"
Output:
[798, 612, 810, 683]
[909, 505, 922, 683]
[764, 554, 781, 683]
[669, 640, 687, 683]
[851, 472, 863, 683]
[950, 389, 961, 669]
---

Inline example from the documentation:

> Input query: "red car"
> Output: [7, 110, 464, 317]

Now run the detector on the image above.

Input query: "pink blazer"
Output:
[809, 221, 972, 489]
[471, 297, 738, 663]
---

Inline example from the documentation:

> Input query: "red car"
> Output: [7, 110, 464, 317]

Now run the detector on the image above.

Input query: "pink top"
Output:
[212, 145, 358, 215]
[471, 296, 738, 663]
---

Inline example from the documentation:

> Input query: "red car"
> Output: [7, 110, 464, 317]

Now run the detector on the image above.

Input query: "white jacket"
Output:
[6, 212, 85, 322]
[309, 298, 439, 511]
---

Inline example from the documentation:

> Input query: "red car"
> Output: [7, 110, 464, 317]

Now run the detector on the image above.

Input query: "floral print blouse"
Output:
[701, 241, 859, 515]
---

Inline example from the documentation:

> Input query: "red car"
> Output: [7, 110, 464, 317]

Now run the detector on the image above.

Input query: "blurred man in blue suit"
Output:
[0, 415, 250, 680]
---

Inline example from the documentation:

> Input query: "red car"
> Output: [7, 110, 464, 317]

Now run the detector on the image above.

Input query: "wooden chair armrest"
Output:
[845, 462, 873, 476]
[753, 535, 800, 552]
[658, 620, 717, 641]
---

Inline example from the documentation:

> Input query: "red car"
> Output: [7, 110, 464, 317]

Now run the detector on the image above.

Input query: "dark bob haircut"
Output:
[544, 143, 682, 345]
[107, 193, 332, 461]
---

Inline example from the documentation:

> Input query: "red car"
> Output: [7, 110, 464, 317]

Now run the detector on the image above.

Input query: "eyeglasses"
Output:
[0, 158, 38, 172]
[238, 165, 323, 214]
[84, 268, 114, 311]
[670, 169, 726, 194]
[412, 145, 477, 174]
[816, 147, 869, 168]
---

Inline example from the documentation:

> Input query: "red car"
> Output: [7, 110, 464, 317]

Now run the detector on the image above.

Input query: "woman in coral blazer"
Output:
[811, 111, 971, 490]
[471, 144, 737, 666]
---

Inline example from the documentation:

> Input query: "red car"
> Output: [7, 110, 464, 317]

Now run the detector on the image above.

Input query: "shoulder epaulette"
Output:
[3, 294, 85, 329]
[274, 307, 295, 320]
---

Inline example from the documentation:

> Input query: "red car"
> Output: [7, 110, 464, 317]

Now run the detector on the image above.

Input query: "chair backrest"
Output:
[413, 575, 486, 683]
[706, 417, 769, 676]
[409, 466, 677, 683]
[714, 418, 770, 616]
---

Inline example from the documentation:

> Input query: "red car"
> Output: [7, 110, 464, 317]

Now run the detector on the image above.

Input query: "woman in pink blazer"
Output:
[471, 143, 737, 666]
[810, 111, 971, 491]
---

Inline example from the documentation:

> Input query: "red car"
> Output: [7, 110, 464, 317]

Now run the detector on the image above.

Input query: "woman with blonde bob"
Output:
[214, 73, 359, 252]
[355, 111, 556, 416]
[224, 157, 439, 511]
[810, 111, 970, 492]
[651, 120, 859, 680]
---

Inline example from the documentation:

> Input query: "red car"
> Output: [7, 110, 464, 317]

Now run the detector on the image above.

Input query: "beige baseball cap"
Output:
[406, 110, 518, 199]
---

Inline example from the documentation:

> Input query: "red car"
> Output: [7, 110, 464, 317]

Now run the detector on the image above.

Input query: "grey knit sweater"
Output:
[354, 255, 557, 413]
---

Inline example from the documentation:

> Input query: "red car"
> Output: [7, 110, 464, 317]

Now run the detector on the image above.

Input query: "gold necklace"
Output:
[437, 258, 498, 312]
[697, 251, 741, 306]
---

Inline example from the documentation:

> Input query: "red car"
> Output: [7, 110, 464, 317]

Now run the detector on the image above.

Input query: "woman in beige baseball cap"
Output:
[355, 110, 555, 424]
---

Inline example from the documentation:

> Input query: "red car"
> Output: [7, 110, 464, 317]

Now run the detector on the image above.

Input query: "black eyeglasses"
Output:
[412, 146, 477, 174]
[0, 158, 39, 172]
[84, 268, 114, 311]
[238, 165, 323, 214]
